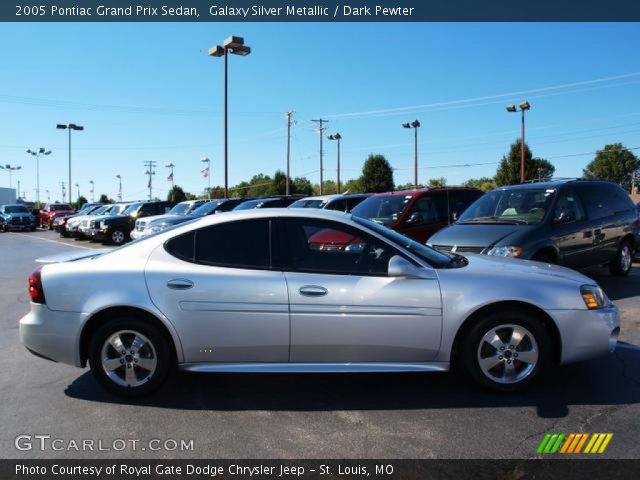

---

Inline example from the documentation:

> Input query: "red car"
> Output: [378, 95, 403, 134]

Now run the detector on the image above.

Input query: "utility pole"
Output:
[285, 111, 295, 195]
[311, 118, 328, 194]
[144, 160, 157, 201]
[116, 175, 122, 202]
[89, 180, 95, 202]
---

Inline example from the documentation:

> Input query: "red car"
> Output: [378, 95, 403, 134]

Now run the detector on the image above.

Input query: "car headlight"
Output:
[150, 224, 168, 233]
[580, 285, 608, 309]
[100, 221, 107, 229]
[487, 246, 523, 257]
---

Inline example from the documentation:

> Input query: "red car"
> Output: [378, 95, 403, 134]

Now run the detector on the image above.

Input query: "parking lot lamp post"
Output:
[45, 190, 50, 202]
[506, 102, 530, 183]
[89, 180, 95, 202]
[208, 36, 252, 199]
[0, 164, 21, 189]
[56, 123, 84, 204]
[327, 133, 342, 194]
[402, 120, 420, 189]
[26, 148, 51, 205]
[115, 175, 122, 201]
[201, 157, 211, 198]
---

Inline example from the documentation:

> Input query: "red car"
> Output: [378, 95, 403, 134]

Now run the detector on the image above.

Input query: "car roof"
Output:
[294, 194, 344, 202]
[370, 186, 479, 197]
[496, 179, 619, 191]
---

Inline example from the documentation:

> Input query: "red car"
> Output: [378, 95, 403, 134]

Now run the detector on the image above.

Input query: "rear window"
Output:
[578, 186, 615, 220]
[4, 205, 29, 213]
[51, 204, 71, 211]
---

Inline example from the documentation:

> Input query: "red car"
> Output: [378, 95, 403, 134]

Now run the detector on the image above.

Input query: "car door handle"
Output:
[167, 279, 194, 290]
[299, 285, 328, 297]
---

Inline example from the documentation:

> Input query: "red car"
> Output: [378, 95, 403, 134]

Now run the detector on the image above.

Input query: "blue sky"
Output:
[0, 22, 639, 202]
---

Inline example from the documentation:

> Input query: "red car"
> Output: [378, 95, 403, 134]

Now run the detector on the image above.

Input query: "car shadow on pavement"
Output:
[65, 344, 640, 419]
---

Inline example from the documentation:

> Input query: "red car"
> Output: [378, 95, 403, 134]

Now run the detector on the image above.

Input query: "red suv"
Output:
[39, 203, 75, 230]
[351, 187, 484, 243]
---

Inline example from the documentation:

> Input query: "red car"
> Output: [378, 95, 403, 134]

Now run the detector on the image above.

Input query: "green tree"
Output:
[494, 139, 555, 186]
[292, 177, 313, 196]
[247, 173, 274, 197]
[312, 180, 338, 195]
[98, 194, 112, 204]
[360, 154, 394, 193]
[167, 185, 187, 202]
[272, 170, 288, 195]
[464, 177, 497, 192]
[74, 196, 88, 209]
[343, 177, 364, 193]
[583, 143, 640, 191]
[428, 177, 447, 187]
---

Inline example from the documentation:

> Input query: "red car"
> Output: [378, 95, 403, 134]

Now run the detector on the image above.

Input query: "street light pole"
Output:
[115, 175, 122, 202]
[402, 120, 421, 189]
[0, 164, 22, 189]
[89, 180, 95, 202]
[27, 148, 51, 205]
[56, 123, 84, 203]
[144, 160, 157, 201]
[208, 36, 251, 199]
[285, 111, 294, 196]
[328, 133, 342, 194]
[506, 101, 530, 183]
[312, 118, 329, 194]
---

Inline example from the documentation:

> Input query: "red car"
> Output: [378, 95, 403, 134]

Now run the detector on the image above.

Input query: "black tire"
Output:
[609, 240, 633, 277]
[460, 309, 551, 392]
[47, 222, 53, 230]
[88, 317, 173, 397]
[109, 228, 127, 245]
[531, 251, 554, 264]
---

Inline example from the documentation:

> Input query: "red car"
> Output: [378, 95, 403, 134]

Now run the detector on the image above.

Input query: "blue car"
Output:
[0, 204, 37, 231]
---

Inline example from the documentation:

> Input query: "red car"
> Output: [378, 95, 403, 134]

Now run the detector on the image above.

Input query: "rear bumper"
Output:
[19, 304, 88, 367]
[550, 305, 620, 365]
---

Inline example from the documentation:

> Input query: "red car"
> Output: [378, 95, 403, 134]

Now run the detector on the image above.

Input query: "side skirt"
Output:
[178, 362, 450, 373]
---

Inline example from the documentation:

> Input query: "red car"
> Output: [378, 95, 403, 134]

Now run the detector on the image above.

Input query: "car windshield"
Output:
[191, 200, 225, 216]
[169, 203, 191, 215]
[4, 205, 29, 213]
[108, 204, 129, 215]
[458, 188, 556, 225]
[91, 206, 110, 215]
[351, 195, 412, 226]
[51, 204, 71, 211]
[290, 199, 329, 209]
[122, 203, 142, 215]
[234, 199, 268, 210]
[354, 216, 454, 268]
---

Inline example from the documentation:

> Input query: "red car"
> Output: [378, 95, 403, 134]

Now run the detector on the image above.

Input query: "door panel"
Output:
[286, 272, 442, 362]
[145, 244, 289, 363]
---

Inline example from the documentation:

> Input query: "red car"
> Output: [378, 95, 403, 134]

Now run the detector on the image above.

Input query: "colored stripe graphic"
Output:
[539, 433, 613, 455]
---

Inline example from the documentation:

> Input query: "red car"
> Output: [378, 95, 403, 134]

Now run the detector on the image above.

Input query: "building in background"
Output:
[0, 188, 17, 205]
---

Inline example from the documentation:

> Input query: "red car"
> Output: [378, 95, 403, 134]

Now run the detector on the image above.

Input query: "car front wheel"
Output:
[610, 240, 633, 277]
[89, 318, 172, 396]
[109, 229, 127, 245]
[460, 310, 551, 392]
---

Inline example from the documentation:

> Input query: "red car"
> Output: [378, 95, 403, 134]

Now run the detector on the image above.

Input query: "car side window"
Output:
[578, 186, 615, 220]
[195, 219, 270, 268]
[279, 218, 398, 276]
[346, 196, 366, 212]
[553, 190, 586, 223]
[406, 193, 447, 225]
[606, 184, 634, 213]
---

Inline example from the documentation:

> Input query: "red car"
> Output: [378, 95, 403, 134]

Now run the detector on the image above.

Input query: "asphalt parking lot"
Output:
[1, 229, 639, 459]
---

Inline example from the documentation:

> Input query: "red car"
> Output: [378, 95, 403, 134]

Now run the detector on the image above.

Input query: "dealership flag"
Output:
[201, 167, 209, 178]
[167, 172, 173, 182]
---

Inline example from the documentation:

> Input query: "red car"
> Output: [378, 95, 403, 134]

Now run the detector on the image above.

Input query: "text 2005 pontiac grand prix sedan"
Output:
[20, 209, 619, 396]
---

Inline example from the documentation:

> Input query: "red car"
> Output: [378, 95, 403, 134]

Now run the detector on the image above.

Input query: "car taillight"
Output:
[28, 267, 46, 304]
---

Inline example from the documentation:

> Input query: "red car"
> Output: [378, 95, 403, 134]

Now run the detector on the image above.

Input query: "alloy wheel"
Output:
[476, 324, 539, 384]
[620, 245, 632, 273]
[111, 230, 125, 244]
[100, 330, 157, 388]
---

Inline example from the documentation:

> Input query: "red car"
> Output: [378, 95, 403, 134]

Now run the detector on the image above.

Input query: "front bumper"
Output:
[551, 305, 620, 365]
[19, 303, 89, 367]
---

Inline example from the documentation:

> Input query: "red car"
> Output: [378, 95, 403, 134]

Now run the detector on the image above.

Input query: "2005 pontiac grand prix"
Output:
[20, 209, 620, 396]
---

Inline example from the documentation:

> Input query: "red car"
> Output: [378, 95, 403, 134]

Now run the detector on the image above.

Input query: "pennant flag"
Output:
[167, 173, 174, 182]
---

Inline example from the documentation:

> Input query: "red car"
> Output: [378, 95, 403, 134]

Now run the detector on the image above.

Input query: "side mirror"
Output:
[388, 255, 436, 280]
[554, 211, 576, 224]
[405, 212, 423, 225]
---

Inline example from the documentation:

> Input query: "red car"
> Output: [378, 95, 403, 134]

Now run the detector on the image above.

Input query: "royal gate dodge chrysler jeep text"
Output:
[20, 209, 619, 396]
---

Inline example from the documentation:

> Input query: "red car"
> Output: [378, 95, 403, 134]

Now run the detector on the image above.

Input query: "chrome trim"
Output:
[179, 362, 450, 373]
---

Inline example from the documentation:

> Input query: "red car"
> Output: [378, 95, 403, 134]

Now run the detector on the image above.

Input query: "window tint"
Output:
[605, 184, 634, 213]
[281, 219, 397, 275]
[449, 190, 482, 218]
[326, 199, 348, 212]
[553, 190, 586, 222]
[407, 192, 448, 225]
[195, 219, 270, 268]
[578, 186, 615, 220]
[165, 231, 195, 261]
[346, 196, 367, 212]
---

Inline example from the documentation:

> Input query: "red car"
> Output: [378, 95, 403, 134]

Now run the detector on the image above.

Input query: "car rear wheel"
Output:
[89, 318, 172, 396]
[460, 310, 551, 392]
[609, 240, 633, 277]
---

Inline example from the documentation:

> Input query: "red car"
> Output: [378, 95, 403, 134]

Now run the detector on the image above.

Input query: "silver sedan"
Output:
[20, 209, 620, 396]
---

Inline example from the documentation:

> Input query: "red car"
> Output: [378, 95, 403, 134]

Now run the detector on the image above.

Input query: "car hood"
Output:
[428, 223, 536, 248]
[36, 250, 102, 264]
[141, 213, 178, 225]
[153, 214, 196, 226]
[460, 253, 593, 285]
[102, 214, 131, 223]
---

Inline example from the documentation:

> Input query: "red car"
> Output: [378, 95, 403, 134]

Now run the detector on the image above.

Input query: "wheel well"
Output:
[450, 301, 562, 367]
[621, 233, 635, 251]
[79, 306, 177, 367]
[532, 247, 559, 263]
